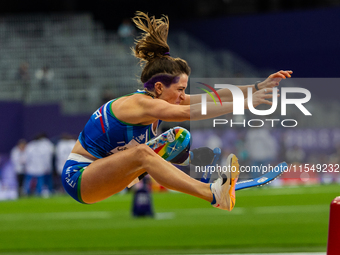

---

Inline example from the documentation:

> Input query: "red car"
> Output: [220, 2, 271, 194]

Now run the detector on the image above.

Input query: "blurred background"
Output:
[0, 1, 339, 254]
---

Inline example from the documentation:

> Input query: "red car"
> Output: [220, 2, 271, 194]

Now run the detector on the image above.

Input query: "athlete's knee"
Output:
[135, 144, 156, 160]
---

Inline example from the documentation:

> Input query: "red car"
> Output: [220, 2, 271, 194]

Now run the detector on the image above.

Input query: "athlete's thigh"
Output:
[80, 145, 147, 203]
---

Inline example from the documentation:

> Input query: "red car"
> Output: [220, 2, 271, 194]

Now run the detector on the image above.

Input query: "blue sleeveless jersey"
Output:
[78, 90, 161, 158]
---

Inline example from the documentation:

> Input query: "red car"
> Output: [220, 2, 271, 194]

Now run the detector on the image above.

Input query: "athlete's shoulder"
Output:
[132, 91, 157, 105]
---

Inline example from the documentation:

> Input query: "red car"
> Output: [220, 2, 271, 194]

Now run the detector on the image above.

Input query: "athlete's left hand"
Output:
[258, 70, 293, 90]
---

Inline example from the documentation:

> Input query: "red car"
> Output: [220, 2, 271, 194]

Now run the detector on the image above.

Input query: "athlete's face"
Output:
[158, 74, 188, 104]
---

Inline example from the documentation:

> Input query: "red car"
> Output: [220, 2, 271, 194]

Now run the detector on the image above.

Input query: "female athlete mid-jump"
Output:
[62, 11, 292, 211]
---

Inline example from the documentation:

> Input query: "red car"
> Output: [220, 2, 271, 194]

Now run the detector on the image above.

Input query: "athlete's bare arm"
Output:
[183, 70, 292, 105]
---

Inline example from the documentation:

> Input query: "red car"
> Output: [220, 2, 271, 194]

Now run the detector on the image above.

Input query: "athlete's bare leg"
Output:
[80, 144, 213, 204]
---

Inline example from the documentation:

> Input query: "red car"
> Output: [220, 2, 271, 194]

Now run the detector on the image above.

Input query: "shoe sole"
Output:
[222, 154, 240, 211]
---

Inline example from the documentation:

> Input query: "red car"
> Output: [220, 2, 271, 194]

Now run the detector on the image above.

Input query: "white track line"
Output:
[0, 211, 112, 221]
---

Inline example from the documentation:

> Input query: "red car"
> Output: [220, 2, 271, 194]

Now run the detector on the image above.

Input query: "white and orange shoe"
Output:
[210, 154, 240, 211]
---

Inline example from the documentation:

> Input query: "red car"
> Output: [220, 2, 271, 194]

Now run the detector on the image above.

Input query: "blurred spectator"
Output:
[55, 133, 76, 193]
[35, 65, 54, 88]
[39, 134, 55, 195]
[235, 138, 249, 164]
[24, 138, 45, 196]
[16, 62, 30, 82]
[285, 145, 306, 164]
[329, 153, 340, 184]
[16, 62, 30, 100]
[10, 139, 27, 197]
[245, 124, 278, 178]
[118, 18, 136, 47]
[323, 155, 338, 184]
[24, 133, 54, 197]
[205, 133, 222, 150]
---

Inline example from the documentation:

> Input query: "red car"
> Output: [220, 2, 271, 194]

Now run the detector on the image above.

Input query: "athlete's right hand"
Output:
[258, 70, 293, 89]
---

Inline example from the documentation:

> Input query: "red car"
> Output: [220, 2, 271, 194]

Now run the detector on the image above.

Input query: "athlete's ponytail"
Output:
[133, 11, 170, 62]
[132, 12, 191, 91]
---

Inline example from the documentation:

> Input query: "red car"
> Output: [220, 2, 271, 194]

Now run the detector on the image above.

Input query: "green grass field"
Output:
[0, 184, 338, 254]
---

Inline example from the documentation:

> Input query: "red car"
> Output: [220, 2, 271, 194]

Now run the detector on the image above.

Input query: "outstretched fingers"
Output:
[262, 98, 277, 106]
[270, 70, 293, 79]
[251, 87, 280, 108]
[262, 88, 273, 93]
[260, 70, 293, 90]
[261, 88, 280, 104]
[263, 88, 279, 95]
